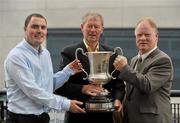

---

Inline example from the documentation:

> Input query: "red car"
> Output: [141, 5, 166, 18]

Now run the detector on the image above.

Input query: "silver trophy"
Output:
[75, 47, 123, 112]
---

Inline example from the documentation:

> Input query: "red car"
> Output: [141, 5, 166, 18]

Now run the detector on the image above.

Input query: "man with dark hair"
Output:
[4, 13, 85, 123]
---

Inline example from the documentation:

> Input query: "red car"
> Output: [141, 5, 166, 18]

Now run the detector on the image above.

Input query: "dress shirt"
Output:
[137, 46, 157, 62]
[4, 39, 74, 115]
[135, 46, 157, 70]
[83, 38, 99, 52]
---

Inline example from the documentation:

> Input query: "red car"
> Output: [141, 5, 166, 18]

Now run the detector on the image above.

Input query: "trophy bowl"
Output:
[87, 51, 112, 85]
[75, 47, 122, 112]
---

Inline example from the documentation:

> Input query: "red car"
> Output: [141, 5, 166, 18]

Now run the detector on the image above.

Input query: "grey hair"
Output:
[135, 17, 158, 34]
[82, 11, 104, 26]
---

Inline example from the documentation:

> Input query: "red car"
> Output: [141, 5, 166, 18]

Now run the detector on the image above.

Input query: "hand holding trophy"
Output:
[75, 47, 123, 112]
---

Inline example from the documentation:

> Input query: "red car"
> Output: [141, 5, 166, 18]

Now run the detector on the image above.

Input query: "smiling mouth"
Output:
[35, 34, 44, 38]
[35, 36, 43, 39]
[89, 34, 96, 36]
[89, 35, 96, 38]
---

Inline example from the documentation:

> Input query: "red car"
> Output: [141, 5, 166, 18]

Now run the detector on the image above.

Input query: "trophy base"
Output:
[85, 102, 114, 112]
[85, 95, 114, 112]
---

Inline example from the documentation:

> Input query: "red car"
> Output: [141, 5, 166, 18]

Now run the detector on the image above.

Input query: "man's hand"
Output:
[82, 84, 103, 96]
[68, 59, 83, 74]
[69, 100, 86, 113]
[113, 55, 128, 71]
[114, 99, 122, 112]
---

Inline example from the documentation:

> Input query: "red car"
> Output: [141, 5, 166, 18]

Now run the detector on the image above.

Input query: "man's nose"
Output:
[37, 27, 43, 32]
[140, 34, 146, 40]
[90, 26, 96, 31]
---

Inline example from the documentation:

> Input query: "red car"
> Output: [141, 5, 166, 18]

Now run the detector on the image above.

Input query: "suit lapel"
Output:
[78, 42, 88, 52]
[126, 57, 138, 98]
[138, 48, 160, 73]
[131, 56, 139, 69]
[99, 44, 106, 51]
[127, 48, 160, 99]
[145, 48, 160, 60]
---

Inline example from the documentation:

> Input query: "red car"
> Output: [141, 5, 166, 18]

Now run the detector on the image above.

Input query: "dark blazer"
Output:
[55, 42, 125, 123]
[120, 48, 173, 123]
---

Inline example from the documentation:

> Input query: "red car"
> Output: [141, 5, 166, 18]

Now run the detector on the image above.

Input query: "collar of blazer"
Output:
[79, 41, 108, 52]
[131, 48, 160, 71]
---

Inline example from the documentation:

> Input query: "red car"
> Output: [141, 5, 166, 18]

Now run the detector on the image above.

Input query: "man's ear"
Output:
[101, 26, 104, 34]
[80, 24, 84, 32]
[24, 27, 26, 31]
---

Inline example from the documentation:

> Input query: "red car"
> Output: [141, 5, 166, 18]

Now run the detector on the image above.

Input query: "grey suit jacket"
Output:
[120, 48, 173, 123]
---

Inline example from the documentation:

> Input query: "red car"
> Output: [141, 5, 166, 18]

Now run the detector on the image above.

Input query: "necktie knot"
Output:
[138, 56, 142, 63]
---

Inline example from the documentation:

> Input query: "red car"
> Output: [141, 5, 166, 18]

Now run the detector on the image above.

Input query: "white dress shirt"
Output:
[4, 39, 74, 115]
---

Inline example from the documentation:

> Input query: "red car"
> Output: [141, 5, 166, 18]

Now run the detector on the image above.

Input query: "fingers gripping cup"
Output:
[75, 47, 123, 112]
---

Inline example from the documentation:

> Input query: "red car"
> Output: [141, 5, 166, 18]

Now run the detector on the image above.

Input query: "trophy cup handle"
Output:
[75, 48, 88, 80]
[111, 47, 123, 80]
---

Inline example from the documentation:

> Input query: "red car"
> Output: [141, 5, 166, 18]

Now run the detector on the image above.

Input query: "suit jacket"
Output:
[55, 42, 125, 123]
[120, 48, 173, 123]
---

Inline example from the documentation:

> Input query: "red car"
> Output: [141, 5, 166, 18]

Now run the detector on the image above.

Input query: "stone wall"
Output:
[0, 0, 180, 88]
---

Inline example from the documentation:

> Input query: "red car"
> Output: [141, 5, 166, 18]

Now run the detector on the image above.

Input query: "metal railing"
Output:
[172, 103, 180, 123]
[1, 89, 180, 122]
[0, 89, 6, 122]
[171, 90, 180, 123]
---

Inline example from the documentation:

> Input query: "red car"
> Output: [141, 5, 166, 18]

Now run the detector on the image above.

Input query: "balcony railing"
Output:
[171, 90, 180, 123]
[0, 89, 6, 122]
[1, 89, 180, 122]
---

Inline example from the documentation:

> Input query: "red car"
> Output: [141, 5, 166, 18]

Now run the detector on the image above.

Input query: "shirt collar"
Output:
[138, 46, 157, 62]
[23, 39, 44, 55]
[83, 38, 99, 52]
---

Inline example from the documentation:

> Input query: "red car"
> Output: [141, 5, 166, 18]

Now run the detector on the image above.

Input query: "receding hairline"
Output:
[135, 17, 158, 34]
